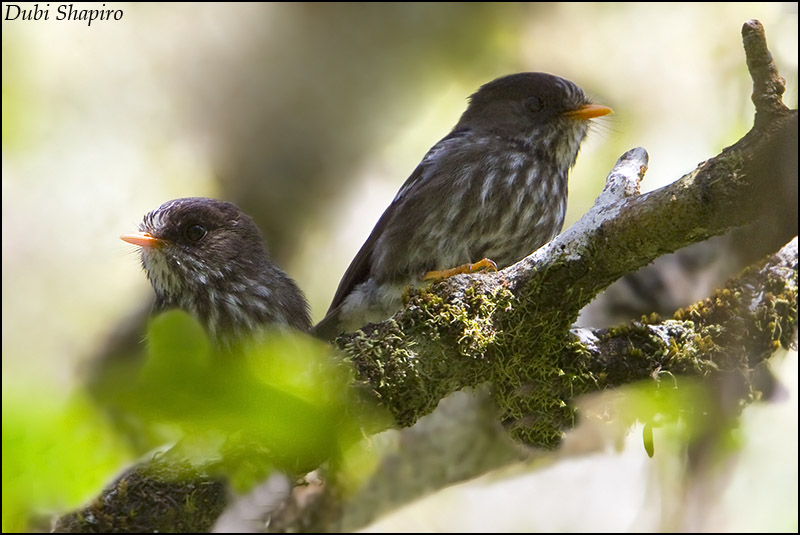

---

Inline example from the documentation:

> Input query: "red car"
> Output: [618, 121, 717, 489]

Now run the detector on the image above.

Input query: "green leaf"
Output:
[113, 310, 383, 479]
[2, 389, 132, 532]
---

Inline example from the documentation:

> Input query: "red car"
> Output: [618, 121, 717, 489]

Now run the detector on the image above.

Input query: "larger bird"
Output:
[314, 72, 611, 339]
[121, 197, 311, 348]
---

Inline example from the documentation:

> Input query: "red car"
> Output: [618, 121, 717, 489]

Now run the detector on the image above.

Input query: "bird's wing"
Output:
[313, 132, 471, 339]
[324, 162, 426, 313]
[311, 164, 425, 340]
[322, 131, 471, 313]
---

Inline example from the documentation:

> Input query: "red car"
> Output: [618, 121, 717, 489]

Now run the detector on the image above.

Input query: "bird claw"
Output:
[422, 258, 498, 281]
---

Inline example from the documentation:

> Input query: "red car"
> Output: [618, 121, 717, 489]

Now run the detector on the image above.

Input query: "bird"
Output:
[314, 72, 612, 339]
[121, 197, 311, 348]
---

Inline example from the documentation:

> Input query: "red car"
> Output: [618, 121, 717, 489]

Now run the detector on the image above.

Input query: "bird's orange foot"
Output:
[422, 258, 498, 281]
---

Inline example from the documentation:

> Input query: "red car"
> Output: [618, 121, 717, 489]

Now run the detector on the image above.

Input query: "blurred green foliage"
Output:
[2, 389, 132, 532]
[580, 374, 744, 462]
[3, 310, 386, 530]
[113, 310, 384, 481]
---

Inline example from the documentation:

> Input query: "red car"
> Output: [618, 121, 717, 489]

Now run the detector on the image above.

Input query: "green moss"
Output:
[53, 460, 228, 533]
[339, 282, 516, 428]
[482, 275, 581, 448]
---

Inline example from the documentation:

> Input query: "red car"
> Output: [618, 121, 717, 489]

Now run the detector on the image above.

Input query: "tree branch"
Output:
[571, 237, 797, 388]
[296, 237, 797, 532]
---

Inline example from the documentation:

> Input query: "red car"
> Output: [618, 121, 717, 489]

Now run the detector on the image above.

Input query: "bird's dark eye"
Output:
[525, 96, 544, 113]
[183, 224, 207, 242]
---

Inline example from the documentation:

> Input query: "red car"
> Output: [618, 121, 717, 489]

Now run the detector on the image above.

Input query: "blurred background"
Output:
[2, 2, 797, 531]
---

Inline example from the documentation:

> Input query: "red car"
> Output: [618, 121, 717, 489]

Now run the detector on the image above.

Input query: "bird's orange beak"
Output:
[565, 103, 613, 120]
[120, 231, 164, 248]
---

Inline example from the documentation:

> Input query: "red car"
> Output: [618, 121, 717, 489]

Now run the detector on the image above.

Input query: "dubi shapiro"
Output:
[4, 3, 123, 26]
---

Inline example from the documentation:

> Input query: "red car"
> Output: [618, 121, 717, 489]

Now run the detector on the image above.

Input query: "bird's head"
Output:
[122, 197, 311, 345]
[457, 72, 612, 169]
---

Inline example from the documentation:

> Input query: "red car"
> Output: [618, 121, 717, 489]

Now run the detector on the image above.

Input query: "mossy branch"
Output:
[52, 457, 228, 533]
[570, 237, 797, 390]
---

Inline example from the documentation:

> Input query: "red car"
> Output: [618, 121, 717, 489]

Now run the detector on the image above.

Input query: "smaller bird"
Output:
[121, 197, 311, 347]
[314, 72, 612, 339]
